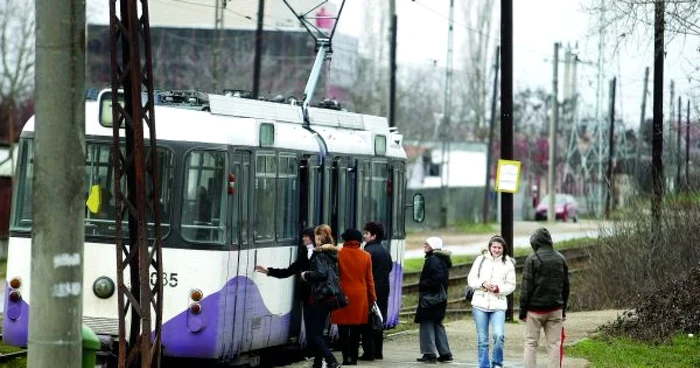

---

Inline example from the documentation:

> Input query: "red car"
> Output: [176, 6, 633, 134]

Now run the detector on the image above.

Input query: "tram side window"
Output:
[181, 150, 227, 244]
[392, 162, 406, 237]
[371, 162, 390, 228]
[255, 154, 276, 242]
[11, 139, 33, 230]
[361, 160, 372, 226]
[277, 155, 297, 241]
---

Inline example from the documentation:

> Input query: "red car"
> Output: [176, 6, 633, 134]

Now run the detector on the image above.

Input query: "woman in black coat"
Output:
[414, 237, 454, 363]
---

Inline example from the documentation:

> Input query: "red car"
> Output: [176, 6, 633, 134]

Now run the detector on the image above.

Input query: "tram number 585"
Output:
[150, 272, 179, 287]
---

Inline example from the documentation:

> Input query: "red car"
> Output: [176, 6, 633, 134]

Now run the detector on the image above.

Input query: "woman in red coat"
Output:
[331, 228, 377, 366]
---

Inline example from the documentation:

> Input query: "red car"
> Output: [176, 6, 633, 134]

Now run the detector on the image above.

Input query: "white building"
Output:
[406, 141, 487, 190]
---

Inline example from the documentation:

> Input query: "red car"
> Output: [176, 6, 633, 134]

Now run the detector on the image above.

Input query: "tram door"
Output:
[300, 156, 323, 230]
[224, 150, 252, 358]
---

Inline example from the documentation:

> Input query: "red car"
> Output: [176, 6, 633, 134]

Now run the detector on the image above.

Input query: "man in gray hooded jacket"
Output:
[519, 227, 569, 368]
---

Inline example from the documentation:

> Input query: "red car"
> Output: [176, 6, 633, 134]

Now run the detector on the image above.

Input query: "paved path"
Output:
[279, 310, 622, 368]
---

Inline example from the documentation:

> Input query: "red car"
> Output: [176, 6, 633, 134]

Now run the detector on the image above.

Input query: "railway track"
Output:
[402, 247, 590, 294]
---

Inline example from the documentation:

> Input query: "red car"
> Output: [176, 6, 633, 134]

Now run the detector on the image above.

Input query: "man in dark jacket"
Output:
[519, 227, 570, 368]
[360, 222, 392, 360]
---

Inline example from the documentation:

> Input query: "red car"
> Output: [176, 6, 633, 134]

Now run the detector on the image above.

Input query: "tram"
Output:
[3, 90, 424, 363]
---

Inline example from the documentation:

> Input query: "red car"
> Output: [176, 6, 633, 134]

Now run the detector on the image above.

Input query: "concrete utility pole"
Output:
[651, 0, 665, 233]
[500, 0, 514, 320]
[547, 42, 559, 224]
[635, 67, 650, 177]
[595, 0, 606, 217]
[669, 80, 674, 187]
[482, 45, 500, 224]
[605, 77, 616, 219]
[252, 0, 265, 98]
[29, 1, 85, 366]
[388, 0, 397, 128]
[439, 0, 455, 228]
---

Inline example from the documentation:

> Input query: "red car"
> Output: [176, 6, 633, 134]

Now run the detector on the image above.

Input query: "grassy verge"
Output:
[0, 342, 26, 368]
[568, 335, 700, 367]
[403, 237, 595, 273]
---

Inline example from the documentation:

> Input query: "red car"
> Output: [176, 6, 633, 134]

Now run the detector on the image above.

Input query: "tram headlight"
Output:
[189, 302, 202, 315]
[92, 276, 115, 299]
[190, 289, 203, 302]
[9, 277, 21, 289]
[8, 290, 21, 302]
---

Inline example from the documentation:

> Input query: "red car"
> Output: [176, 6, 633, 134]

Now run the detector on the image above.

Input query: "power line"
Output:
[165, 0, 286, 31]
[408, 0, 555, 60]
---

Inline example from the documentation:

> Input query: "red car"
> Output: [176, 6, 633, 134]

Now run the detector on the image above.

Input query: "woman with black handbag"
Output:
[331, 228, 376, 366]
[467, 235, 516, 368]
[301, 225, 343, 368]
[414, 237, 454, 363]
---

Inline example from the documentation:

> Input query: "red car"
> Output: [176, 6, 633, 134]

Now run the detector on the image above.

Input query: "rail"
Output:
[402, 247, 590, 294]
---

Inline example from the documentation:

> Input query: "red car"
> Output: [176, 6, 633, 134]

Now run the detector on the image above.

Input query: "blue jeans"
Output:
[472, 308, 505, 368]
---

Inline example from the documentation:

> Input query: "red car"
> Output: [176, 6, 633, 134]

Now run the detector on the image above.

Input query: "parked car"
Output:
[535, 194, 578, 222]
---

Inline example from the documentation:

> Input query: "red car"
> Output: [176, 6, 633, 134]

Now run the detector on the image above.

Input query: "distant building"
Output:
[86, 1, 358, 108]
[405, 141, 487, 189]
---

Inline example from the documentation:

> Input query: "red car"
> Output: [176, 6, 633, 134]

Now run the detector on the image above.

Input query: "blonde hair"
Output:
[314, 224, 334, 246]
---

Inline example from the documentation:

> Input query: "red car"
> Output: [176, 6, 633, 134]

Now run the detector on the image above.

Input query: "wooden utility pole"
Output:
[651, 0, 665, 233]
[388, 0, 397, 128]
[29, 1, 85, 366]
[605, 77, 616, 219]
[677, 96, 682, 191]
[547, 42, 560, 223]
[500, 0, 514, 320]
[213, 0, 226, 93]
[686, 99, 690, 190]
[252, 0, 265, 98]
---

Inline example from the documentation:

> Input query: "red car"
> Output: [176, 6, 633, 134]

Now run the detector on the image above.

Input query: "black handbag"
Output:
[465, 256, 486, 302]
[369, 302, 384, 332]
[419, 285, 447, 308]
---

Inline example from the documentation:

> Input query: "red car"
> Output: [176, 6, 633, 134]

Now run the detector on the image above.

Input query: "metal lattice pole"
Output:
[109, 0, 163, 367]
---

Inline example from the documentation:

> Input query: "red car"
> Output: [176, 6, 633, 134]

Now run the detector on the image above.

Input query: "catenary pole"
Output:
[482, 46, 500, 224]
[547, 42, 559, 223]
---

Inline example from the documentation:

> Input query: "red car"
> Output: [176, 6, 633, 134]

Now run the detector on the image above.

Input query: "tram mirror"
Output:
[412, 193, 425, 223]
[98, 90, 125, 128]
[86, 184, 103, 214]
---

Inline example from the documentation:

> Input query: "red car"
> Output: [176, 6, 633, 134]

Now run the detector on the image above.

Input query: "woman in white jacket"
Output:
[467, 235, 516, 368]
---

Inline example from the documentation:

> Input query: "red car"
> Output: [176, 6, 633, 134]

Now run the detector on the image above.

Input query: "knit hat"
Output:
[530, 228, 553, 250]
[425, 236, 443, 250]
[341, 228, 363, 242]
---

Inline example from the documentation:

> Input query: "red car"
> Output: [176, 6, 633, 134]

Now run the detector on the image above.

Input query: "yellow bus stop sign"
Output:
[495, 159, 522, 193]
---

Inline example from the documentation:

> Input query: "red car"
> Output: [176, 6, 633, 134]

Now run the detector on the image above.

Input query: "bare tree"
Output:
[585, 0, 700, 38]
[0, 0, 35, 105]
[455, 0, 496, 141]
[0, 0, 34, 144]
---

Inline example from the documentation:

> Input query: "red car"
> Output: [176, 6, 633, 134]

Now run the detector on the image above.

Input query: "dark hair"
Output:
[301, 227, 314, 240]
[488, 235, 509, 263]
[363, 221, 384, 241]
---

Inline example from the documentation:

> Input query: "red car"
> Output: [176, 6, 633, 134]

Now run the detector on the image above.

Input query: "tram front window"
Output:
[11, 138, 174, 238]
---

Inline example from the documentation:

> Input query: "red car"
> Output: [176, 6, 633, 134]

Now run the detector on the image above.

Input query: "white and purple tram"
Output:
[3, 90, 423, 363]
